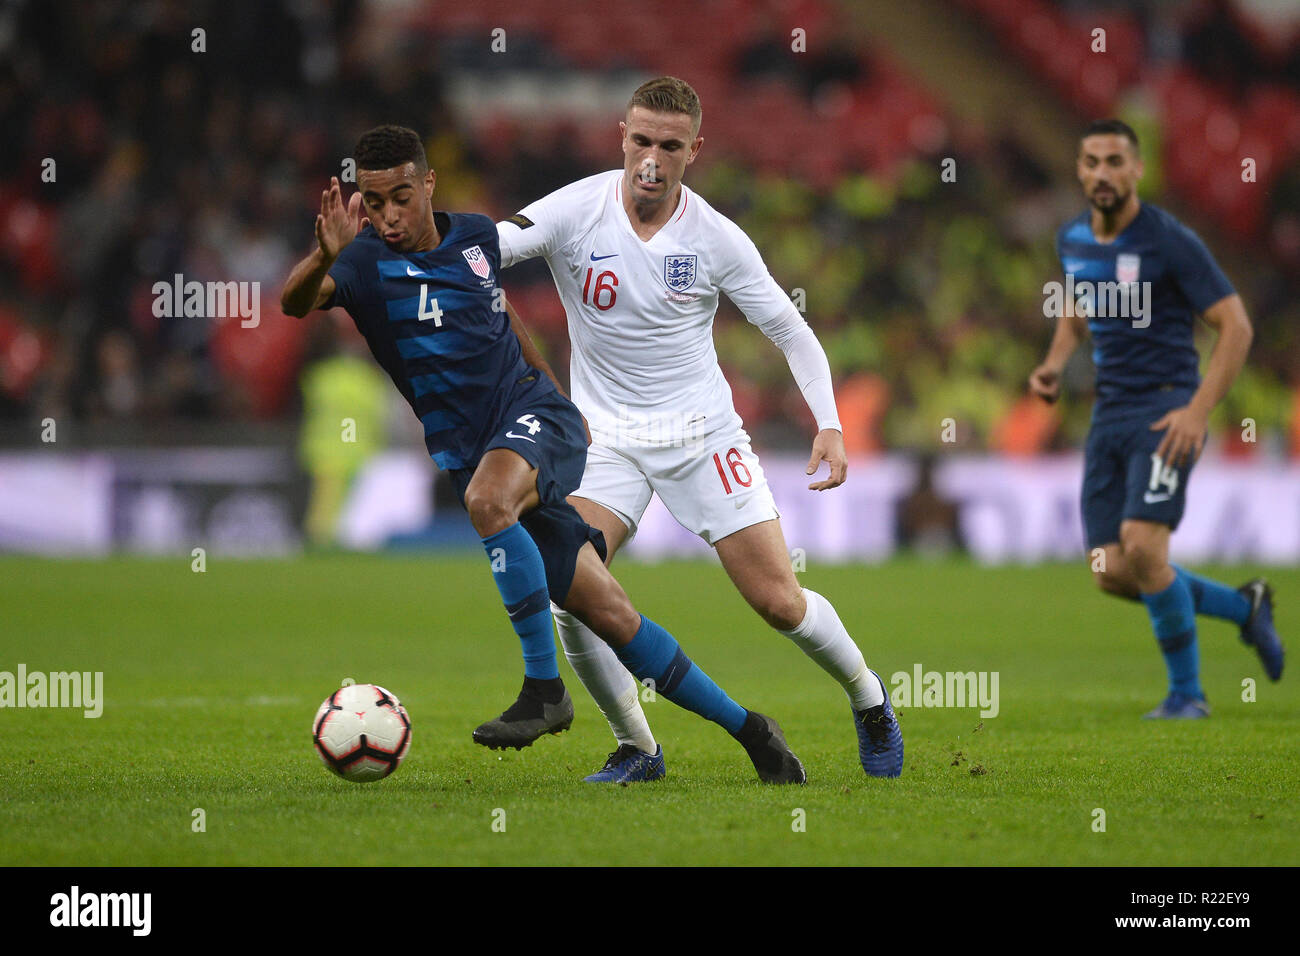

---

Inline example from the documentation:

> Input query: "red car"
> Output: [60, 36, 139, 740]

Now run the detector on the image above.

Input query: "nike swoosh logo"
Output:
[505, 431, 537, 443]
[406, 266, 425, 277]
[1143, 492, 1171, 504]
[590, 252, 618, 261]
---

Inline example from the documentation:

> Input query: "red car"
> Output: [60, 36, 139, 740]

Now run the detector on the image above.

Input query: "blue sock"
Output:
[481, 523, 558, 680]
[614, 615, 747, 734]
[1140, 576, 1202, 699]
[1174, 565, 1250, 625]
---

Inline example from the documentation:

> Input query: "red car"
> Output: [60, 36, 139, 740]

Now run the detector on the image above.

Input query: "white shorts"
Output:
[575, 424, 780, 545]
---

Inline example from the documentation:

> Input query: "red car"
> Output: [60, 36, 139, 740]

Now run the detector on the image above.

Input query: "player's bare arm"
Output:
[1150, 293, 1253, 467]
[1029, 296, 1086, 403]
[504, 299, 589, 444]
[503, 299, 561, 391]
[280, 177, 367, 317]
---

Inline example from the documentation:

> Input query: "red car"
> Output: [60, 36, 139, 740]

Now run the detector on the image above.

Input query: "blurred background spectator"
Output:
[2, 0, 1296, 467]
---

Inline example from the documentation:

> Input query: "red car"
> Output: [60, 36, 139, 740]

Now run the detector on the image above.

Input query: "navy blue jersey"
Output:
[1056, 203, 1234, 424]
[324, 212, 550, 470]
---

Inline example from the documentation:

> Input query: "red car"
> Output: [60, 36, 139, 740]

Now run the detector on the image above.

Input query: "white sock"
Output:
[552, 604, 658, 754]
[780, 588, 883, 710]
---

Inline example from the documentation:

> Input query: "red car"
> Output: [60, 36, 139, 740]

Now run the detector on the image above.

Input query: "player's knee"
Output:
[1093, 568, 1137, 599]
[464, 488, 517, 537]
[573, 600, 640, 647]
[754, 588, 805, 632]
[563, 581, 640, 646]
[1121, 545, 1169, 590]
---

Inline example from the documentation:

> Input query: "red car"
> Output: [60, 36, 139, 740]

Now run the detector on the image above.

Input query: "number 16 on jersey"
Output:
[582, 269, 618, 311]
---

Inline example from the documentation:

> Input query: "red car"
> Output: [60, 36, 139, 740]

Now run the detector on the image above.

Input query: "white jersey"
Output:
[497, 170, 796, 444]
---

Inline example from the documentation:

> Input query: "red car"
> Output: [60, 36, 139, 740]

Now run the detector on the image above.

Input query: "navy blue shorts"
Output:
[1081, 413, 1195, 549]
[449, 379, 605, 605]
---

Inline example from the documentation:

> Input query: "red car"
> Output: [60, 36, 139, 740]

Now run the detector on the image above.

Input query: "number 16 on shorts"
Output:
[712, 446, 752, 495]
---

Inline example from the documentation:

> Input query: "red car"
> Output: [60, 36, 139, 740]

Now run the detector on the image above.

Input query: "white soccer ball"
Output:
[312, 683, 412, 782]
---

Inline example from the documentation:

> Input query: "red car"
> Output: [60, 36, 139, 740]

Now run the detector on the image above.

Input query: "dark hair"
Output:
[1081, 119, 1139, 154]
[354, 125, 428, 172]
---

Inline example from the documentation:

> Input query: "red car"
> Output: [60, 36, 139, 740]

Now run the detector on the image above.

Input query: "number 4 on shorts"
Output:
[516, 414, 542, 435]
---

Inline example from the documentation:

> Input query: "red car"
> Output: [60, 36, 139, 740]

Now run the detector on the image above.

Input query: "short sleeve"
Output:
[715, 218, 794, 327]
[323, 241, 364, 312]
[472, 214, 502, 272]
[497, 189, 577, 268]
[1167, 221, 1235, 313]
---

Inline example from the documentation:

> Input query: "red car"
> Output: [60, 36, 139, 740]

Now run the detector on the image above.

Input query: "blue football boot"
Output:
[1142, 692, 1210, 719]
[1238, 579, 1284, 681]
[583, 744, 666, 783]
[854, 670, 904, 777]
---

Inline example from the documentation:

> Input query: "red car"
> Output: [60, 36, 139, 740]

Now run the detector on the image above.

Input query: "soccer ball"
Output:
[312, 682, 412, 782]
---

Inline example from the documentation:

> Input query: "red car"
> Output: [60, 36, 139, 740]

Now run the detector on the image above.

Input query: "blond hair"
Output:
[628, 76, 702, 134]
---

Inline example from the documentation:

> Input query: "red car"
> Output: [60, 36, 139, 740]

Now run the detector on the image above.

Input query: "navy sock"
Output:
[613, 615, 747, 734]
[1174, 565, 1251, 625]
[1140, 575, 1202, 699]
[482, 523, 558, 680]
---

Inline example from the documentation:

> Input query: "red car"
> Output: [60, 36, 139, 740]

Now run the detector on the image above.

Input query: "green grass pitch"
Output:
[2, 554, 1296, 866]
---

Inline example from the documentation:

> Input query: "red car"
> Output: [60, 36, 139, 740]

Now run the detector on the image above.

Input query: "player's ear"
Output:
[425, 168, 436, 197]
[619, 121, 628, 150]
[687, 135, 703, 164]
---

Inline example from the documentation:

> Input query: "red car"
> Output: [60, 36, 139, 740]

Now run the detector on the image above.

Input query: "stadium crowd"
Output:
[1, 0, 1295, 455]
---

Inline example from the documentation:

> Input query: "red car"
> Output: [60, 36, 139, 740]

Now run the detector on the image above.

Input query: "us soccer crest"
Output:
[1115, 253, 1140, 284]
[462, 245, 492, 280]
[664, 254, 697, 292]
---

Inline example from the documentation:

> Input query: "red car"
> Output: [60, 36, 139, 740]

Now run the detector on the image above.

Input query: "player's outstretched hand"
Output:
[315, 177, 368, 261]
[1151, 404, 1208, 468]
[807, 428, 847, 491]
[1028, 364, 1061, 403]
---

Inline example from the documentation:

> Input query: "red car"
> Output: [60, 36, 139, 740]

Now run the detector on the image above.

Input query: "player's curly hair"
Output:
[628, 76, 702, 134]
[354, 125, 429, 173]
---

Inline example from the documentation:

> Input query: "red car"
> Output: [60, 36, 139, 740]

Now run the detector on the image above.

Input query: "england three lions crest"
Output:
[664, 254, 697, 292]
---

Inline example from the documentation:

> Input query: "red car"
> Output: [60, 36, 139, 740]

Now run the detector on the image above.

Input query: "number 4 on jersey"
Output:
[418, 285, 443, 326]
[515, 414, 542, 435]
